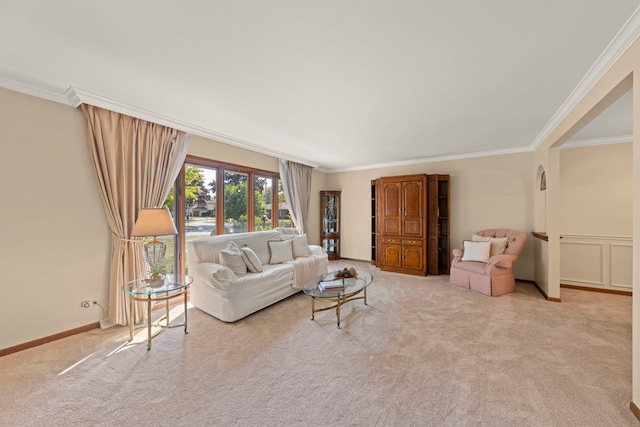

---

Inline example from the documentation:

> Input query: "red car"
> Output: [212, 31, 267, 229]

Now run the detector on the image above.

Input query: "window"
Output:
[223, 170, 249, 234]
[255, 175, 273, 230]
[172, 155, 287, 274]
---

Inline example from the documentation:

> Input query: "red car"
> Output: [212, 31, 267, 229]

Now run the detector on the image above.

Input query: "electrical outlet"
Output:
[81, 300, 93, 309]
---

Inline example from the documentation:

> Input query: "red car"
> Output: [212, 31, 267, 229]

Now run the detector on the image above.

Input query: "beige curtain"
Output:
[82, 104, 191, 325]
[279, 159, 313, 234]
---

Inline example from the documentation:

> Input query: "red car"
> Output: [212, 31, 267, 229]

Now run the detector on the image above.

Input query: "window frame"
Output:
[175, 155, 283, 274]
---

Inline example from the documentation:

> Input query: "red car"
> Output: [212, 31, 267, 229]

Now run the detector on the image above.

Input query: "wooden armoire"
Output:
[371, 174, 449, 276]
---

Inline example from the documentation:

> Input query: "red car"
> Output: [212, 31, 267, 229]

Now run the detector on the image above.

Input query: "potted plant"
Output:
[147, 265, 167, 288]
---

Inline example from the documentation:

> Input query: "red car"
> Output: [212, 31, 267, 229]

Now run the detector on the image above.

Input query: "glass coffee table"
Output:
[302, 271, 373, 328]
[123, 274, 193, 351]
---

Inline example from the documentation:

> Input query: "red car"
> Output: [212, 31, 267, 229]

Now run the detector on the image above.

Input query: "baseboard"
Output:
[561, 283, 632, 296]
[0, 322, 100, 358]
[517, 279, 561, 302]
[334, 257, 370, 263]
[1, 293, 191, 357]
[630, 401, 640, 421]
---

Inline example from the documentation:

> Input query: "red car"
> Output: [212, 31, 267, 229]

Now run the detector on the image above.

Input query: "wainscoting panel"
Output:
[610, 243, 632, 289]
[560, 241, 603, 285]
[560, 235, 632, 291]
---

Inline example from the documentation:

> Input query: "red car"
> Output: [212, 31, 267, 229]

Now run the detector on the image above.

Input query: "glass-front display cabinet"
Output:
[320, 191, 341, 260]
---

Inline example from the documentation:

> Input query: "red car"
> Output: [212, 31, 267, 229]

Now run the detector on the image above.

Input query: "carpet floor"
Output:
[0, 260, 637, 426]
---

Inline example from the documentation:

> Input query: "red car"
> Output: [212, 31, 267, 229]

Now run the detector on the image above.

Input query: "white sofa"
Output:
[187, 229, 328, 322]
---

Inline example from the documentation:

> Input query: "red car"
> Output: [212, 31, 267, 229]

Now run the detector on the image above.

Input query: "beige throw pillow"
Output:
[219, 241, 247, 276]
[241, 246, 263, 273]
[472, 234, 509, 256]
[292, 234, 310, 258]
[268, 239, 294, 264]
[461, 240, 491, 262]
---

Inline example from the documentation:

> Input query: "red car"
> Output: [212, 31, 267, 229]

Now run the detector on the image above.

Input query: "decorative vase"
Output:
[148, 274, 165, 288]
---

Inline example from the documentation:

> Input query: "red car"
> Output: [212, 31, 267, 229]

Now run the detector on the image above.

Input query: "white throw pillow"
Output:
[292, 234, 310, 258]
[268, 239, 294, 264]
[472, 234, 509, 256]
[211, 265, 237, 283]
[241, 246, 263, 273]
[461, 240, 491, 262]
[219, 241, 247, 276]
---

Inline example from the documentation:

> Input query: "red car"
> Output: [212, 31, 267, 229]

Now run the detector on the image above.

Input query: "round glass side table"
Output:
[123, 274, 193, 351]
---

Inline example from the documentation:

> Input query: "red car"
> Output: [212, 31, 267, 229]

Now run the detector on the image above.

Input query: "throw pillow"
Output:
[488, 237, 509, 256]
[461, 240, 491, 262]
[241, 246, 264, 273]
[268, 239, 294, 264]
[292, 234, 310, 258]
[219, 241, 247, 276]
[472, 234, 509, 256]
[211, 265, 237, 283]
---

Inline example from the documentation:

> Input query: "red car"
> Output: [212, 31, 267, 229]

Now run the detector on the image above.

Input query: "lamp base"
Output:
[143, 240, 167, 272]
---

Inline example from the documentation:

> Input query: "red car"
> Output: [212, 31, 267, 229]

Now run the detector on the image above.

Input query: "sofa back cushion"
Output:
[472, 234, 509, 256]
[474, 229, 527, 257]
[188, 230, 281, 265]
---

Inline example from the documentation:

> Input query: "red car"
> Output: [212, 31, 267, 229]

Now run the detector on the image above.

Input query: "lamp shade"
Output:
[131, 208, 178, 237]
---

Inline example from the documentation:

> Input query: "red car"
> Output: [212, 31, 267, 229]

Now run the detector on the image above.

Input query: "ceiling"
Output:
[1, 1, 639, 171]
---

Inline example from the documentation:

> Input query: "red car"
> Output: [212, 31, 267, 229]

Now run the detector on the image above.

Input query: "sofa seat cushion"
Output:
[453, 260, 512, 277]
[233, 263, 294, 288]
[453, 260, 488, 274]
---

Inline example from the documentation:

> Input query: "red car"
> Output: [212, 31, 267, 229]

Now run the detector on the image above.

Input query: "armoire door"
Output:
[401, 178, 425, 238]
[380, 179, 402, 237]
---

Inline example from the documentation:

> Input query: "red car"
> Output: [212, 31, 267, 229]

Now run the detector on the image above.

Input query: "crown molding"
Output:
[0, 76, 69, 105]
[529, 5, 640, 151]
[560, 134, 632, 149]
[65, 87, 319, 168]
[320, 146, 532, 173]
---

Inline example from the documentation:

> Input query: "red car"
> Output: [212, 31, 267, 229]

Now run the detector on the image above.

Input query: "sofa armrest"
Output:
[309, 245, 326, 256]
[485, 254, 517, 271]
[192, 262, 238, 289]
[451, 248, 463, 267]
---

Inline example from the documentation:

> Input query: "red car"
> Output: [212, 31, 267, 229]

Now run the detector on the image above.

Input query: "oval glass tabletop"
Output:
[123, 274, 193, 295]
[303, 271, 373, 298]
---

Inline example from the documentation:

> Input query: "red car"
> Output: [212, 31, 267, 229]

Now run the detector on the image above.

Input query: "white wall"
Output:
[0, 88, 110, 350]
[0, 87, 551, 349]
[558, 143, 633, 291]
[560, 142, 632, 236]
[326, 152, 535, 280]
[0, 89, 328, 351]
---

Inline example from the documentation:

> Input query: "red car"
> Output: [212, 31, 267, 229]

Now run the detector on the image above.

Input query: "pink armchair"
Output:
[450, 229, 527, 296]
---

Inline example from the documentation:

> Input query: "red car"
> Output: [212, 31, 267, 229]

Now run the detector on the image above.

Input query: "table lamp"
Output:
[131, 208, 178, 276]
